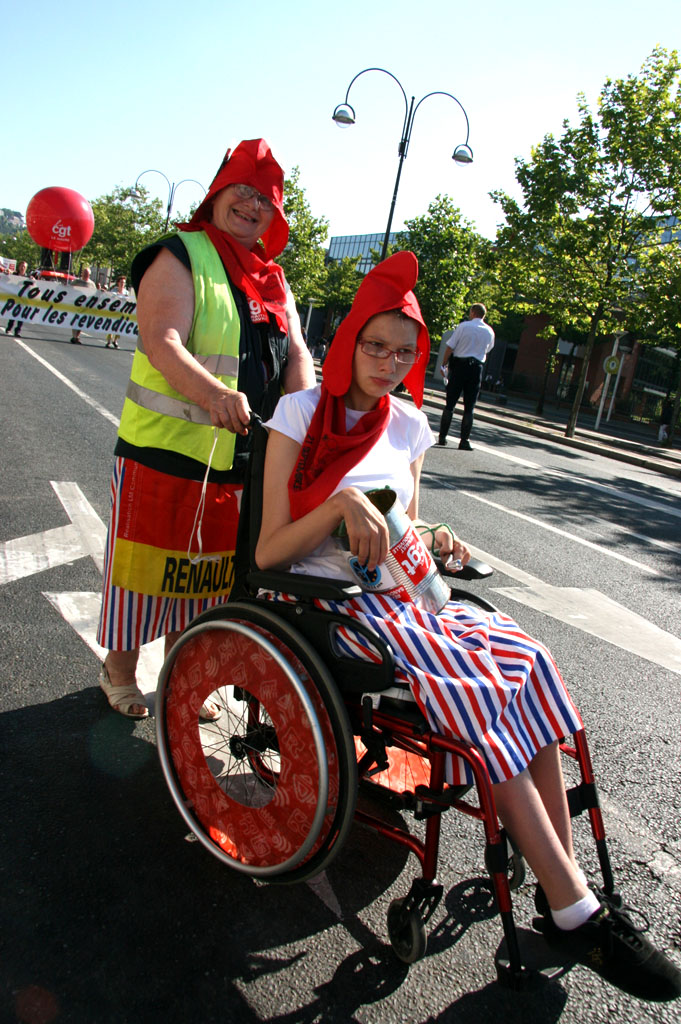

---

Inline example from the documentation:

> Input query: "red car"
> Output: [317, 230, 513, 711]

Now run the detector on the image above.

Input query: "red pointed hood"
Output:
[322, 251, 430, 407]
[189, 138, 288, 259]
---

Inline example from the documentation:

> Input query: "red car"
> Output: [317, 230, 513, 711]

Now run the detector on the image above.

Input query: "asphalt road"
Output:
[1, 326, 680, 1024]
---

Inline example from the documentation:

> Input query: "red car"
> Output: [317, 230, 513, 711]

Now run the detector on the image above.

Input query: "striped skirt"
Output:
[267, 590, 583, 786]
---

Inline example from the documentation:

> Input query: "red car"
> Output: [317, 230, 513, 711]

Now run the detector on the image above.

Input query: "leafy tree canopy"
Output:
[492, 46, 681, 434]
[397, 195, 490, 340]
[278, 166, 329, 307]
[322, 255, 363, 327]
[78, 185, 166, 279]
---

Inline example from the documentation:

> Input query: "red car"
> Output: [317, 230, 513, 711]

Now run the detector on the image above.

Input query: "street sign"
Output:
[604, 355, 621, 375]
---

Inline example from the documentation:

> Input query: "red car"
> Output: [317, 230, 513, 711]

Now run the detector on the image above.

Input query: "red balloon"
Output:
[26, 186, 95, 252]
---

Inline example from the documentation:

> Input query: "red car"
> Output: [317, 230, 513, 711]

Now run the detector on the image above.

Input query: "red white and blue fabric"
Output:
[264, 590, 583, 786]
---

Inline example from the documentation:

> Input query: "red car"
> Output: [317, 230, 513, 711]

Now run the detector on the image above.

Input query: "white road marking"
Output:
[467, 440, 541, 469]
[588, 516, 681, 554]
[0, 481, 106, 583]
[466, 543, 681, 676]
[14, 337, 121, 427]
[543, 467, 681, 520]
[41, 590, 163, 703]
[460, 491, 659, 575]
[470, 436, 681, 521]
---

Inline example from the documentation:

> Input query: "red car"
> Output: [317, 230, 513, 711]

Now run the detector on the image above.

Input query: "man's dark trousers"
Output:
[438, 357, 484, 444]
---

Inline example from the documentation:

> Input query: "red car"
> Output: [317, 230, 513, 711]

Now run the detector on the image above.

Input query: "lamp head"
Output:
[332, 103, 356, 126]
[452, 143, 474, 165]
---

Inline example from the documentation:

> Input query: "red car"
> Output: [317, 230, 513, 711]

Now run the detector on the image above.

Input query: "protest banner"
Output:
[0, 274, 137, 341]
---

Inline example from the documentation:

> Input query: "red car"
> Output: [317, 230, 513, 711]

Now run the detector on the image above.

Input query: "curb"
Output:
[419, 389, 681, 481]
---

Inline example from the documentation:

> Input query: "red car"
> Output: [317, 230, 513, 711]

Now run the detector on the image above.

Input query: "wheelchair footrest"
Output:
[413, 783, 472, 819]
[495, 959, 536, 991]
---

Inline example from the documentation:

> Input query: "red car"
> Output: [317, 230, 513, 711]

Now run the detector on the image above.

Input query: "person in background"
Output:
[5, 260, 28, 336]
[97, 137, 314, 719]
[105, 275, 128, 348]
[70, 267, 97, 343]
[437, 303, 495, 450]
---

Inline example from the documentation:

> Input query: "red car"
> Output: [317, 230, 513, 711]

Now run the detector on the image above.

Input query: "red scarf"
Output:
[178, 138, 289, 333]
[288, 252, 430, 520]
[185, 220, 288, 333]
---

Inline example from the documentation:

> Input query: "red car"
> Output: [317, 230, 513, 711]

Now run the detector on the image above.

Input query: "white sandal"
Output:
[98, 664, 149, 719]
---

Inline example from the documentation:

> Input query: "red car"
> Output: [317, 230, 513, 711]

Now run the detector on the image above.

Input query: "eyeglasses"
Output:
[231, 183, 274, 212]
[356, 338, 421, 365]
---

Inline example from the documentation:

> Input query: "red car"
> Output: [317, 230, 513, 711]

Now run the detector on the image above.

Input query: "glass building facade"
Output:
[327, 233, 397, 273]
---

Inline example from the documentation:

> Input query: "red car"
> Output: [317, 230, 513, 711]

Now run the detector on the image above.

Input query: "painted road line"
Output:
[0, 524, 87, 585]
[50, 481, 106, 573]
[0, 481, 106, 584]
[42, 590, 164, 708]
[465, 544, 681, 676]
[14, 337, 121, 428]
[587, 516, 681, 554]
[460, 491, 659, 575]
[470, 438, 681, 521]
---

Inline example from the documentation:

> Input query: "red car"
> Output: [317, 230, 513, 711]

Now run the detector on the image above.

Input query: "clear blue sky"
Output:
[2, 0, 679, 242]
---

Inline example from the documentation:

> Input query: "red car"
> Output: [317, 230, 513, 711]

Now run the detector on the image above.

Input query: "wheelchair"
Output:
[155, 419, 617, 988]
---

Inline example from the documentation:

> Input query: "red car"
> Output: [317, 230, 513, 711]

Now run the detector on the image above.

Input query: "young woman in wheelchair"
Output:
[255, 252, 680, 1002]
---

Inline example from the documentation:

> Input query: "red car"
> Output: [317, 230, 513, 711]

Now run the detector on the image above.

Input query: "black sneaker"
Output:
[435, 438, 448, 447]
[458, 440, 473, 451]
[537, 892, 681, 1002]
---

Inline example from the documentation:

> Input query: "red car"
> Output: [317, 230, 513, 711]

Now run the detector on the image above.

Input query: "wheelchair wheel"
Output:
[387, 898, 428, 964]
[505, 836, 526, 891]
[157, 604, 357, 882]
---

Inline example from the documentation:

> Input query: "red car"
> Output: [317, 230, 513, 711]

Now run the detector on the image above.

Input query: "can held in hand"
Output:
[334, 489, 450, 615]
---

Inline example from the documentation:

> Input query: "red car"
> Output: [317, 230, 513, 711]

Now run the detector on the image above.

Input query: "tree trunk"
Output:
[565, 306, 602, 438]
[663, 353, 681, 448]
[536, 341, 557, 416]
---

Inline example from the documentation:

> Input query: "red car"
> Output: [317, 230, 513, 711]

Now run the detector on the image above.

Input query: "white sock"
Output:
[551, 891, 601, 931]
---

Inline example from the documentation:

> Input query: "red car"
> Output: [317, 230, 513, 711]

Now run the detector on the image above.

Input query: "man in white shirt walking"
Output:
[437, 303, 495, 450]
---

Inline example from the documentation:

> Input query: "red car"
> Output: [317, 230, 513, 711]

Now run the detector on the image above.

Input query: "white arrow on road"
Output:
[0, 481, 106, 583]
[466, 544, 681, 676]
[0, 481, 163, 698]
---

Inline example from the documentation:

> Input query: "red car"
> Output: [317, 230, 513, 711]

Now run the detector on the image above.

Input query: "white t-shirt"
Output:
[265, 386, 434, 580]
[445, 317, 495, 361]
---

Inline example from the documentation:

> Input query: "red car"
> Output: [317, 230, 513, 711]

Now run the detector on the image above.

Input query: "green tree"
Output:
[397, 195, 489, 342]
[78, 186, 166, 280]
[635, 230, 681, 443]
[278, 167, 328, 307]
[492, 47, 681, 436]
[322, 256, 364, 329]
[0, 229, 42, 270]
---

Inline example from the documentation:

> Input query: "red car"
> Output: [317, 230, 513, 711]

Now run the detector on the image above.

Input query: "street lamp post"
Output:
[332, 68, 473, 261]
[132, 170, 207, 232]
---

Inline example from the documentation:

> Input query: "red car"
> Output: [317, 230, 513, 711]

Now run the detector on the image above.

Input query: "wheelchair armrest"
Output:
[246, 569, 363, 601]
[434, 555, 494, 580]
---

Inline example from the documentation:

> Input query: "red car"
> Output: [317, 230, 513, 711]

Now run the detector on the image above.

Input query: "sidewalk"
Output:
[420, 376, 681, 481]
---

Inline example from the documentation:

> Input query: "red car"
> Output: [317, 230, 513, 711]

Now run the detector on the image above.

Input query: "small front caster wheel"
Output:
[387, 898, 427, 963]
[507, 849, 526, 891]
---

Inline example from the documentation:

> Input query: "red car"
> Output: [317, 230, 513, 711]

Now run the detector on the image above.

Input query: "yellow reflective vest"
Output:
[118, 230, 240, 471]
